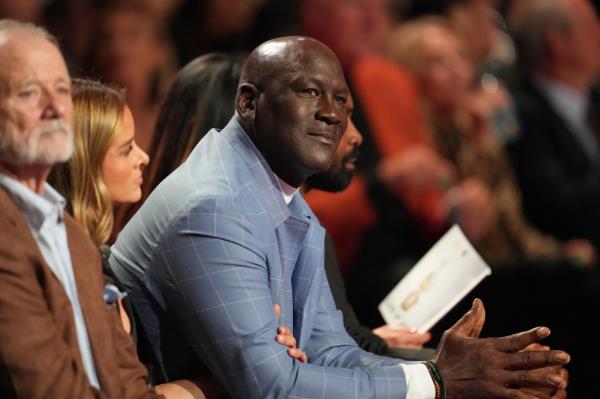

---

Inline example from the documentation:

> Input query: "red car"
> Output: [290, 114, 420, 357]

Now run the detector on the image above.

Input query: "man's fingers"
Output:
[447, 298, 486, 337]
[504, 350, 570, 370]
[276, 327, 297, 348]
[287, 348, 308, 363]
[503, 367, 568, 389]
[522, 343, 550, 352]
[496, 327, 554, 353]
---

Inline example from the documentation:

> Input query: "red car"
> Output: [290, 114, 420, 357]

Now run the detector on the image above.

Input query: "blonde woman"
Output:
[50, 79, 148, 247]
[50, 79, 303, 398]
[49, 79, 210, 399]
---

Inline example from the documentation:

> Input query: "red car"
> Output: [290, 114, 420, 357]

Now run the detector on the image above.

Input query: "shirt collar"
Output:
[534, 74, 589, 128]
[0, 172, 66, 230]
[274, 174, 299, 205]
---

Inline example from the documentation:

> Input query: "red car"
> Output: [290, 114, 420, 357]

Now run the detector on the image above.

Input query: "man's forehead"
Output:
[0, 33, 68, 88]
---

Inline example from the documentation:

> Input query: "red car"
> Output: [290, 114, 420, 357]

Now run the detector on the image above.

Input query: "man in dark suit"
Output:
[0, 19, 162, 399]
[509, 0, 600, 248]
[304, 115, 434, 360]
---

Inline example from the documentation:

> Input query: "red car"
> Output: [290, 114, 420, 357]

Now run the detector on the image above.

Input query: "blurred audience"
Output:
[171, 0, 265, 65]
[387, 16, 595, 268]
[508, 0, 600, 250]
[0, 0, 44, 23]
[89, 3, 177, 152]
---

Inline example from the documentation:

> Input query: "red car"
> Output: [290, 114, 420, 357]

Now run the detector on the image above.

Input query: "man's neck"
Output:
[0, 162, 50, 195]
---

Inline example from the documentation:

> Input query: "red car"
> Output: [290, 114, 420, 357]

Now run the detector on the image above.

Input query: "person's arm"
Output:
[434, 299, 569, 399]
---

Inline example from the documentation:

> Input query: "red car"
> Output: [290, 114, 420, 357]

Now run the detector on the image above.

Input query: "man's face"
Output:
[0, 32, 73, 167]
[417, 26, 474, 112]
[253, 42, 350, 186]
[563, 0, 600, 80]
[306, 117, 363, 192]
[302, 0, 389, 69]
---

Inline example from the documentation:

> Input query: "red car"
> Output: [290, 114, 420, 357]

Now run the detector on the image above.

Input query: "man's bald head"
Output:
[235, 36, 351, 187]
[239, 36, 342, 93]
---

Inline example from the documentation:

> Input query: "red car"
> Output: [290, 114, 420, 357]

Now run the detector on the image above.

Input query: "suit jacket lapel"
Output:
[65, 217, 117, 394]
[288, 196, 326, 348]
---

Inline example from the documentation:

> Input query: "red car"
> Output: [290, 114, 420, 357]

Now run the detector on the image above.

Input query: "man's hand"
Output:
[274, 304, 308, 363]
[563, 239, 596, 268]
[372, 325, 431, 349]
[445, 179, 497, 243]
[377, 145, 457, 193]
[434, 299, 570, 399]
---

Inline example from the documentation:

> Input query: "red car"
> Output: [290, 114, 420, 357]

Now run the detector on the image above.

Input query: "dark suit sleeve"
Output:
[323, 233, 388, 354]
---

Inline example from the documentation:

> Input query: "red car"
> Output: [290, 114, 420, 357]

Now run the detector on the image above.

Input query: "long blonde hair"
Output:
[51, 79, 126, 246]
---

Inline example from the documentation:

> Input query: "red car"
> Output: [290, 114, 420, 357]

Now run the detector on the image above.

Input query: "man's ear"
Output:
[236, 83, 259, 122]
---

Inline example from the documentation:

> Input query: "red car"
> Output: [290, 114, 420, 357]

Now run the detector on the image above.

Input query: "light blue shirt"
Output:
[534, 74, 600, 162]
[0, 173, 100, 389]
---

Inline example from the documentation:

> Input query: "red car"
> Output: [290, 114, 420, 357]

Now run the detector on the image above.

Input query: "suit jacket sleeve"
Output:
[151, 198, 409, 399]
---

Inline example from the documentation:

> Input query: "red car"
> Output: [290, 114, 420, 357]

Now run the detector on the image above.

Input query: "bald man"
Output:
[111, 36, 569, 398]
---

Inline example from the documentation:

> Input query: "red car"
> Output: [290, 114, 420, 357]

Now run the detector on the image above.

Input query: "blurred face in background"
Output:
[301, 0, 390, 69]
[306, 116, 363, 192]
[560, 0, 600, 82]
[414, 25, 474, 113]
[94, 7, 166, 87]
[0, 0, 43, 23]
[449, 0, 499, 64]
[101, 106, 149, 204]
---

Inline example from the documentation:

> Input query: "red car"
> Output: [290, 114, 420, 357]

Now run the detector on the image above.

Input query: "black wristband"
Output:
[424, 360, 446, 399]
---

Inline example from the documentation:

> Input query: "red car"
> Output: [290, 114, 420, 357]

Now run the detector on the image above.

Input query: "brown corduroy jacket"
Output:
[0, 186, 163, 399]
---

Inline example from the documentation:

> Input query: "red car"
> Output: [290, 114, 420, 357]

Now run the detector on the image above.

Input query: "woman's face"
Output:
[101, 106, 149, 204]
[416, 26, 474, 113]
[95, 9, 163, 86]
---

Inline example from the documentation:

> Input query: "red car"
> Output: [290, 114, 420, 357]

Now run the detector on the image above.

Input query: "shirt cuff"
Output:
[400, 363, 436, 399]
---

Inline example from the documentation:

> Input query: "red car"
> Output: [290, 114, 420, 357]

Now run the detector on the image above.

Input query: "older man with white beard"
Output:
[0, 19, 162, 399]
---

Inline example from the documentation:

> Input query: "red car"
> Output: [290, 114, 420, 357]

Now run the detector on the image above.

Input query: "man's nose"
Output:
[41, 90, 69, 119]
[316, 96, 343, 125]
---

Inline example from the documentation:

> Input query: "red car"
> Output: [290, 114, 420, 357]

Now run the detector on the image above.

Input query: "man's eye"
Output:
[334, 95, 348, 104]
[302, 88, 320, 97]
[57, 86, 71, 96]
[18, 90, 36, 99]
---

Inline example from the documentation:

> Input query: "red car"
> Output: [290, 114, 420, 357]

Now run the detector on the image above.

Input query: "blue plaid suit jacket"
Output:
[110, 118, 410, 398]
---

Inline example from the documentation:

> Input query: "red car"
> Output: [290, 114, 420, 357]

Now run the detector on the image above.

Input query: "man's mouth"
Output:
[308, 131, 337, 146]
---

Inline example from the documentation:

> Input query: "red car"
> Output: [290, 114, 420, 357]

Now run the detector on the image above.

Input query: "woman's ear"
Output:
[235, 83, 259, 122]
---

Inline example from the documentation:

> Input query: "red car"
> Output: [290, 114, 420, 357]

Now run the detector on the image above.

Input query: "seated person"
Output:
[0, 19, 161, 399]
[110, 36, 569, 399]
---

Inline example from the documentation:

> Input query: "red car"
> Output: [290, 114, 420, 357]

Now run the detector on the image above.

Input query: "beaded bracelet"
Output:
[424, 361, 447, 399]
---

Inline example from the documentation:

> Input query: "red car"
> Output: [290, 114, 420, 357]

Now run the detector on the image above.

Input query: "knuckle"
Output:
[508, 334, 520, 352]
[519, 350, 532, 365]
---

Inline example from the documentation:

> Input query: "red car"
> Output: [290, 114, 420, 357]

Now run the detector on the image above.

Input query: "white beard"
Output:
[0, 120, 74, 166]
